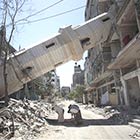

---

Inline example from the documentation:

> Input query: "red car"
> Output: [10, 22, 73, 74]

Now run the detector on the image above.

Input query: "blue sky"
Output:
[12, 0, 87, 87]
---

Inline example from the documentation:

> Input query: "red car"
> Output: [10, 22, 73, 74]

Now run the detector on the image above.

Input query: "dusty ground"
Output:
[34, 100, 137, 140]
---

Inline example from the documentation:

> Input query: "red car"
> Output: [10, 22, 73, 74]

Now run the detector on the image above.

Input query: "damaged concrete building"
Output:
[72, 63, 84, 89]
[0, 12, 112, 98]
[84, 0, 140, 109]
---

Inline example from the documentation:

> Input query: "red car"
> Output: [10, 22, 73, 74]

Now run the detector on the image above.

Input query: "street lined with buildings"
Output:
[83, 0, 140, 111]
[34, 100, 137, 140]
[0, 0, 140, 139]
[1, 0, 140, 111]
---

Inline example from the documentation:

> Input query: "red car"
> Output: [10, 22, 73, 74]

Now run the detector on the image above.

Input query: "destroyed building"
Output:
[72, 63, 84, 89]
[0, 12, 111, 98]
[84, 0, 140, 109]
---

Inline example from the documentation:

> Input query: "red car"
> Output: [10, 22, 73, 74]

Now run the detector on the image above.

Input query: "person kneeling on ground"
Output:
[52, 105, 64, 123]
[68, 104, 82, 125]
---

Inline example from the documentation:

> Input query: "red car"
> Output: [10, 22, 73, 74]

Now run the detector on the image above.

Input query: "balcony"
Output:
[86, 49, 112, 87]
[110, 0, 138, 43]
[108, 33, 140, 69]
[117, 0, 139, 47]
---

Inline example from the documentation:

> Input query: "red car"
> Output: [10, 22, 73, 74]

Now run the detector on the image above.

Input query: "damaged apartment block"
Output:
[84, 0, 140, 114]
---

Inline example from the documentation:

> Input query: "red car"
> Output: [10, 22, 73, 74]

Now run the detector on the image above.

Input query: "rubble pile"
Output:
[0, 98, 52, 140]
[84, 104, 130, 124]
[103, 106, 129, 124]
[130, 129, 140, 139]
[84, 104, 106, 116]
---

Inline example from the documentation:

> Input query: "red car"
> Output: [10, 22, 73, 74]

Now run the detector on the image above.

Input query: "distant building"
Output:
[11, 69, 60, 100]
[50, 70, 60, 93]
[61, 86, 70, 97]
[72, 63, 84, 89]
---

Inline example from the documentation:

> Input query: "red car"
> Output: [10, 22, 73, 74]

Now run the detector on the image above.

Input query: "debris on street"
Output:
[130, 129, 140, 139]
[0, 98, 52, 140]
[84, 104, 130, 125]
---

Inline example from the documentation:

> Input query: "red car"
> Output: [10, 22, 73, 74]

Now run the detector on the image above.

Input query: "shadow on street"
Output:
[45, 118, 128, 127]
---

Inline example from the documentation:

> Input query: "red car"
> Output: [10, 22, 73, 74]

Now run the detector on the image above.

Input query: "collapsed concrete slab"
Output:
[0, 13, 112, 97]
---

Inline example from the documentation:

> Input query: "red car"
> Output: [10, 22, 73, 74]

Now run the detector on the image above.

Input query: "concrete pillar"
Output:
[91, 90, 94, 103]
[83, 91, 88, 104]
[134, 0, 140, 32]
[136, 60, 140, 88]
[96, 89, 99, 106]
[120, 78, 129, 106]
[22, 83, 30, 99]
[94, 89, 99, 106]
[136, 59, 140, 68]
[137, 75, 140, 88]
[113, 70, 122, 105]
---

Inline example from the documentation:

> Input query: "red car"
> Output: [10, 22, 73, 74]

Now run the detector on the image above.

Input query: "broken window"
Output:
[45, 42, 55, 49]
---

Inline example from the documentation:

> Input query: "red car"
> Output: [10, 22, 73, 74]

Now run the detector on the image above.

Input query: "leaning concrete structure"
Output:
[0, 13, 112, 97]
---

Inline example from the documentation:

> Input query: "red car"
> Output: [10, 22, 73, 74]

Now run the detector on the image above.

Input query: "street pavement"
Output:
[36, 100, 137, 140]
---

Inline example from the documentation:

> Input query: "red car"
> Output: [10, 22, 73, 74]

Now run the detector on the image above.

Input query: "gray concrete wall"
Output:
[110, 40, 121, 59]
[126, 77, 140, 108]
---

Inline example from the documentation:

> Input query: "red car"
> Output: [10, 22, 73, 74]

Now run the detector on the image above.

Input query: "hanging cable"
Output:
[16, 0, 65, 24]
[18, 5, 85, 25]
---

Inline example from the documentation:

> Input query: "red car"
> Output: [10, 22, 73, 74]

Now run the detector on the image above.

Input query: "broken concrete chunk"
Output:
[0, 98, 52, 139]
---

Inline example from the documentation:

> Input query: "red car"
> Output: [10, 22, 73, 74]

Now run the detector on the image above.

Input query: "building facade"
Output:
[108, 0, 140, 108]
[72, 63, 84, 89]
[50, 70, 60, 93]
[84, 0, 140, 109]
[12, 69, 60, 100]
